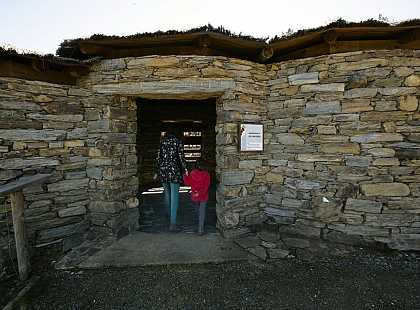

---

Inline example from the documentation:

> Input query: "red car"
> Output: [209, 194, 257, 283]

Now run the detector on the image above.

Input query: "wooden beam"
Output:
[255, 46, 274, 63]
[398, 28, 420, 44]
[272, 39, 420, 62]
[324, 29, 338, 44]
[31, 59, 49, 72]
[273, 43, 330, 61]
[329, 39, 418, 53]
[79, 42, 111, 55]
[0, 60, 76, 85]
[0, 174, 52, 196]
[103, 45, 232, 59]
[196, 34, 212, 48]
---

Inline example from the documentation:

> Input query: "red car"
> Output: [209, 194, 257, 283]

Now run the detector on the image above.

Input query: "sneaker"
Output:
[169, 223, 182, 233]
[198, 227, 205, 235]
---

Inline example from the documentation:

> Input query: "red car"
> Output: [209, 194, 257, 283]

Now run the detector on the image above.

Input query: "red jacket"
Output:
[183, 169, 210, 202]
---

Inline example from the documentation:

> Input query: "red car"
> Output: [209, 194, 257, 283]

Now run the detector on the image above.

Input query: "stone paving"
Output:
[137, 184, 362, 261]
[55, 185, 220, 269]
[56, 183, 370, 270]
[138, 185, 218, 235]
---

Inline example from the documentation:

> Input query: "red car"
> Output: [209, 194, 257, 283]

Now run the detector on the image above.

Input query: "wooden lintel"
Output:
[31, 59, 49, 72]
[196, 34, 212, 48]
[324, 29, 338, 44]
[255, 46, 274, 63]
[0, 60, 76, 85]
[79, 42, 111, 55]
[62, 66, 90, 77]
[398, 28, 420, 44]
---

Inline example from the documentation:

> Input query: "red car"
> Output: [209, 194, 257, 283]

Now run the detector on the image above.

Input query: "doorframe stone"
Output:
[93, 78, 237, 235]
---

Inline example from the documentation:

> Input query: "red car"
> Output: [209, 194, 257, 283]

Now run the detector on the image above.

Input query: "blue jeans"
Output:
[195, 200, 207, 229]
[162, 182, 180, 223]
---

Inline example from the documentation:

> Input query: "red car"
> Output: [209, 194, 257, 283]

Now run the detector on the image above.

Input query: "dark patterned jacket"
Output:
[156, 134, 187, 184]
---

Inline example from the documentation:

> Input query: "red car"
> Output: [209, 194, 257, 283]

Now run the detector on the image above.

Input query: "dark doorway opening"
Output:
[136, 98, 217, 233]
[160, 120, 203, 163]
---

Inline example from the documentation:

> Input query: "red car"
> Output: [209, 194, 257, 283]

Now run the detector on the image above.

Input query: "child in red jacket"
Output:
[183, 158, 210, 235]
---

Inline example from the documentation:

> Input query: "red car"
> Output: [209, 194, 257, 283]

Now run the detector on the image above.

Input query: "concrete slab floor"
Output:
[56, 185, 256, 269]
[78, 230, 256, 268]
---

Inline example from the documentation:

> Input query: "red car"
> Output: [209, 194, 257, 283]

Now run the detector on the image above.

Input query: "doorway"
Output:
[136, 98, 217, 233]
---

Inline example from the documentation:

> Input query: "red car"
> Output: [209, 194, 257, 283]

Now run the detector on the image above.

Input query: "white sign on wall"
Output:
[239, 123, 264, 151]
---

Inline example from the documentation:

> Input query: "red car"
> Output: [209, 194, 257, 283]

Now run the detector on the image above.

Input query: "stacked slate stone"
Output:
[86, 52, 419, 253]
[1, 49, 420, 258]
[0, 80, 139, 254]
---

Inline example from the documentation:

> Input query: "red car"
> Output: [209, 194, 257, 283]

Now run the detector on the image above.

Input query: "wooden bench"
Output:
[0, 174, 52, 281]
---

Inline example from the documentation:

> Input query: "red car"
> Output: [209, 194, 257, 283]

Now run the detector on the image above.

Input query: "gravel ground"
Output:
[2, 248, 420, 309]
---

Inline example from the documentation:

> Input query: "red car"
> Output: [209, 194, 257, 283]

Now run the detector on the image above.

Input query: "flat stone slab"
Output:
[70, 231, 256, 269]
[234, 235, 262, 248]
[283, 237, 310, 248]
[258, 231, 280, 243]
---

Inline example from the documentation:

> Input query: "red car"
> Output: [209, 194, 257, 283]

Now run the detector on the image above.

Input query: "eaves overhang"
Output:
[1, 20, 420, 85]
[0, 48, 91, 86]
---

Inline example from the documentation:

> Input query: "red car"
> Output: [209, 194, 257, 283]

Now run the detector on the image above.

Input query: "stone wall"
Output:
[1, 49, 420, 254]
[0, 78, 139, 255]
[217, 50, 420, 251]
[84, 52, 420, 251]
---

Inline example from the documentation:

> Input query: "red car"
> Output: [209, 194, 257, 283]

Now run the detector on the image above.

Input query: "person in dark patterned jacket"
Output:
[154, 123, 188, 232]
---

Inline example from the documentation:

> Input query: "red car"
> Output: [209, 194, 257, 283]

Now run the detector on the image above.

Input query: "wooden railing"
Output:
[0, 174, 51, 281]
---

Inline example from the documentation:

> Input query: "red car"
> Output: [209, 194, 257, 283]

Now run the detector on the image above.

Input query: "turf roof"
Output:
[268, 18, 420, 43]
[1, 18, 420, 63]
[56, 19, 420, 55]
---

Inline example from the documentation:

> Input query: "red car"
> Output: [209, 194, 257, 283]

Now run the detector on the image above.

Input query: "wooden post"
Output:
[10, 190, 30, 281]
[0, 174, 52, 282]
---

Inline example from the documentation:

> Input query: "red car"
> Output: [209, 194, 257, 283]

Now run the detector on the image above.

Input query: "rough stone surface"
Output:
[234, 235, 261, 248]
[0, 79, 139, 254]
[2, 49, 420, 256]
